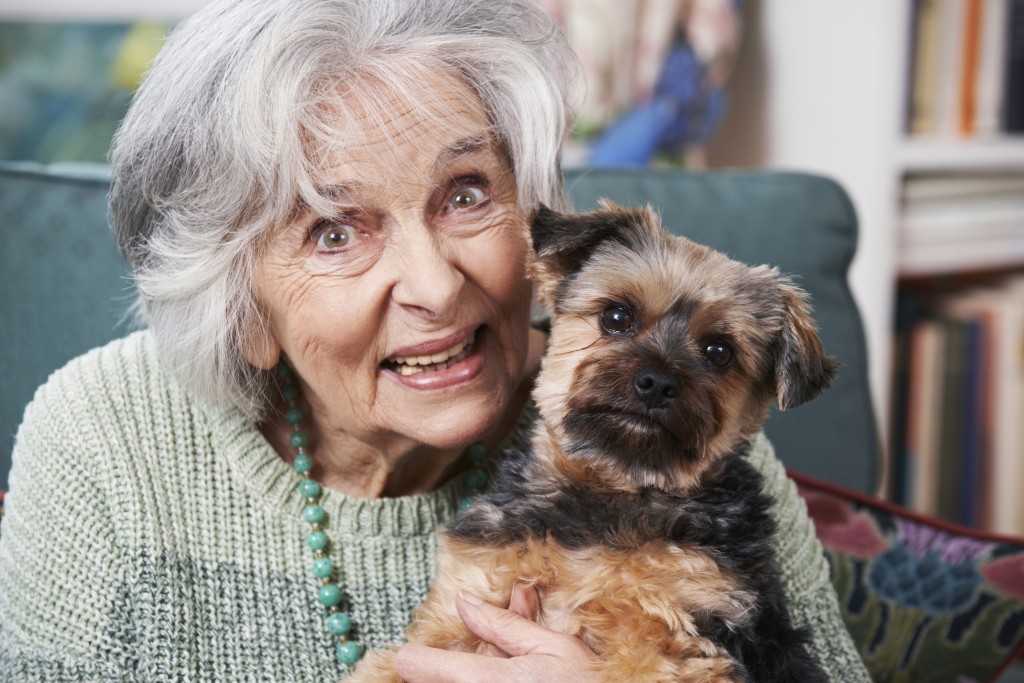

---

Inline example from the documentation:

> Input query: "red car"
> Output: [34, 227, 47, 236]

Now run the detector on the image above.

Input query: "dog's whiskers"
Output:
[545, 338, 602, 356]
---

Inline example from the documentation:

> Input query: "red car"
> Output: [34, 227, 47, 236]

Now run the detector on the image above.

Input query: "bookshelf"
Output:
[708, 0, 1024, 535]
[890, 0, 1024, 539]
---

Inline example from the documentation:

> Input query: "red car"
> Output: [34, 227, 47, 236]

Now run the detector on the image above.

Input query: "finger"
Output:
[507, 583, 540, 622]
[456, 591, 587, 659]
[395, 642, 513, 683]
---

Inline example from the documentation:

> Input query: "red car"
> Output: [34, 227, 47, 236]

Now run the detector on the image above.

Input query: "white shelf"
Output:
[898, 137, 1024, 172]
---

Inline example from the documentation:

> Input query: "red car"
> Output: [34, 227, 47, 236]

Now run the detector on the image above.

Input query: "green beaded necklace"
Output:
[276, 364, 489, 671]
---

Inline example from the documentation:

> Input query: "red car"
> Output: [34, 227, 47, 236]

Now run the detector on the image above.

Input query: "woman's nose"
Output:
[391, 233, 465, 319]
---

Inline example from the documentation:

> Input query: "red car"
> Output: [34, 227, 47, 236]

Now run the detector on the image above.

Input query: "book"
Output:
[906, 0, 925, 133]
[937, 318, 968, 523]
[957, 319, 985, 527]
[906, 319, 945, 516]
[889, 293, 920, 505]
[901, 172, 1024, 200]
[911, 0, 943, 134]
[959, 0, 983, 135]
[1006, 0, 1024, 131]
[975, 0, 1010, 135]
[935, 0, 967, 136]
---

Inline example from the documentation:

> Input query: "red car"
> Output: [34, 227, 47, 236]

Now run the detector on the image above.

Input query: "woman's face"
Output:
[252, 74, 534, 456]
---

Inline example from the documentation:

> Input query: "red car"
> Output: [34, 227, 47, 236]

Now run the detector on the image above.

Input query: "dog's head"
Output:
[528, 201, 838, 493]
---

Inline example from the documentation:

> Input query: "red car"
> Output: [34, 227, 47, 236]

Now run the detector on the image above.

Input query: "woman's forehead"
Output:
[312, 71, 498, 184]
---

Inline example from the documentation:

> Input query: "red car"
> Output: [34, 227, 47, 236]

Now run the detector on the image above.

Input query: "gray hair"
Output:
[109, 0, 580, 420]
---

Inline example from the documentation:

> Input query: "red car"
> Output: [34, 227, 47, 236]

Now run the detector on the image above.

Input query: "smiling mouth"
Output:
[382, 329, 478, 376]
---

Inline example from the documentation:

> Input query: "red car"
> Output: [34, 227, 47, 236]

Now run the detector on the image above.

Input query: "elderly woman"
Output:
[0, 0, 869, 680]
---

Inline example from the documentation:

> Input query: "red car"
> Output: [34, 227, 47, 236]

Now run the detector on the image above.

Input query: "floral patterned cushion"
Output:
[792, 471, 1024, 683]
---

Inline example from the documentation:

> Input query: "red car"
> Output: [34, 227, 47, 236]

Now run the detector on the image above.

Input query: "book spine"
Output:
[912, 0, 942, 134]
[960, 0, 984, 135]
[911, 319, 944, 516]
[958, 319, 984, 527]
[1005, 0, 1024, 130]
[889, 293, 920, 505]
[937, 319, 967, 523]
[935, 0, 966, 135]
[975, 0, 1010, 134]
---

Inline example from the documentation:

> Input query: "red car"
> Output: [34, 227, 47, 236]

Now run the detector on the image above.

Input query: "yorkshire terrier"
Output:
[350, 202, 837, 682]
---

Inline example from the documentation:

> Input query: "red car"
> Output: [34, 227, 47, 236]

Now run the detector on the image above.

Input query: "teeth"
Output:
[389, 331, 475, 372]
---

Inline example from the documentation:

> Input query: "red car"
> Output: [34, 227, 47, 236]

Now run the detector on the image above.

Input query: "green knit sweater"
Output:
[0, 331, 869, 681]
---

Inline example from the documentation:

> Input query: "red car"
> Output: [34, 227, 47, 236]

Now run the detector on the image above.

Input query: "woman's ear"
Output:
[243, 323, 282, 370]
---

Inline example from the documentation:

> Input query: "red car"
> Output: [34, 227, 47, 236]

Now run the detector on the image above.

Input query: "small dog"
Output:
[351, 202, 836, 682]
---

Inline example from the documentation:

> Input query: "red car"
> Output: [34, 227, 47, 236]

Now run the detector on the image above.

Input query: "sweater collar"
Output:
[208, 398, 535, 539]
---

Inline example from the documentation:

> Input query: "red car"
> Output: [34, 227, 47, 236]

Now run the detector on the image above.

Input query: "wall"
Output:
[711, 0, 906, 451]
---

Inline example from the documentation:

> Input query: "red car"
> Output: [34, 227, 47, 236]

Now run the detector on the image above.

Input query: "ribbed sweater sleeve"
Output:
[746, 433, 871, 682]
[0, 347, 136, 680]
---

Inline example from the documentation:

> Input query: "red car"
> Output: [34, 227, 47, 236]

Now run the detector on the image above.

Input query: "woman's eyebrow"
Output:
[432, 133, 495, 175]
[291, 181, 365, 218]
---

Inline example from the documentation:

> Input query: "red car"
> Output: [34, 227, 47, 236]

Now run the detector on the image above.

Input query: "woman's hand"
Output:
[394, 586, 599, 682]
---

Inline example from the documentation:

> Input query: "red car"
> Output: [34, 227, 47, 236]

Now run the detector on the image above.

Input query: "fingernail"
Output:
[458, 591, 483, 606]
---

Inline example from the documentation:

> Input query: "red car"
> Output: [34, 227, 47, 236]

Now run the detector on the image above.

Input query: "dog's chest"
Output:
[451, 452, 777, 578]
[496, 535, 757, 648]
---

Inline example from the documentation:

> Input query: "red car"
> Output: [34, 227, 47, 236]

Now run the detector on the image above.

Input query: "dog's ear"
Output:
[530, 201, 657, 307]
[772, 280, 839, 410]
[530, 202, 629, 276]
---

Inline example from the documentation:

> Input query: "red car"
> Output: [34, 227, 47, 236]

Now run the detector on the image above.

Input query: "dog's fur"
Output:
[349, 202, 837, 682]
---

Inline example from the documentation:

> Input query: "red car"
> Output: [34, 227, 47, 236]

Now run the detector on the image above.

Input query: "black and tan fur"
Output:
[350, 202, 837, 682]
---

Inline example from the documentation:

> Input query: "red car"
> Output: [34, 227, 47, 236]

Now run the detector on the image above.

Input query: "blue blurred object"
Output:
[589, 43, 727, 167]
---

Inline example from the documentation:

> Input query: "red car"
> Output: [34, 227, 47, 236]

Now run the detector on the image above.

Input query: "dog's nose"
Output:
[633, 367, 681, 409]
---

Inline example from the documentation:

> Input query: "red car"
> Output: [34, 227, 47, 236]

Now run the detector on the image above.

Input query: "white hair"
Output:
[109, 0, 580, 420]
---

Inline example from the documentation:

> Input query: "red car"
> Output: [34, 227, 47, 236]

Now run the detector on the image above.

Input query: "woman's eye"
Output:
[315, 222, 359, 250]
[600, 304, 634, 335]
[447, 185, 486, 211]
[702, 340, 734, 369]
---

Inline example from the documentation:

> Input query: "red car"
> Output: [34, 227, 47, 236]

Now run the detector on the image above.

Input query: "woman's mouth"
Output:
[383, 329, 477, 376]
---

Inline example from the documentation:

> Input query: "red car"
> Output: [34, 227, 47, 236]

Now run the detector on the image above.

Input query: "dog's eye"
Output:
[600, 304, 634, 335]
[702, 340, 734, 369]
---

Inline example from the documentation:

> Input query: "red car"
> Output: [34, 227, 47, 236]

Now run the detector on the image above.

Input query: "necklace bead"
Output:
[302, 505, 326, 524]
[312, 557, 334, 579]
[298, 479, 321, 498]
[306, 530, 328, 551]
[336, 641, 365, 666]
[318, 584, 343, 607]
[327, 611, 352, 636]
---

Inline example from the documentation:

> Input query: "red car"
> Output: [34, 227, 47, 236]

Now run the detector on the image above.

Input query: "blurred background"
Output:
[1, 0, 1023, 536]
